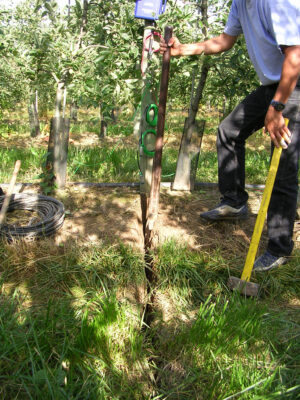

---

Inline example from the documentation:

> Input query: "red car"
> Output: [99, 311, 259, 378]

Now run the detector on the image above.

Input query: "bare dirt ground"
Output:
[8, 183, 299, 267]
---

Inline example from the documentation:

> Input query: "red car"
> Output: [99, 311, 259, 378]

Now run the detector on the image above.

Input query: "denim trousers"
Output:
[217, 81, 300, 257]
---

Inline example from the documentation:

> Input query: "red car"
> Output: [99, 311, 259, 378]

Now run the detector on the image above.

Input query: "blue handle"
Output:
[162, 0, 167, 13]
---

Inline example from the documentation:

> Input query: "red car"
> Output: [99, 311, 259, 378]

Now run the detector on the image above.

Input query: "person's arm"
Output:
[265, 45, 300, 148]
[160, 33, 238, 57]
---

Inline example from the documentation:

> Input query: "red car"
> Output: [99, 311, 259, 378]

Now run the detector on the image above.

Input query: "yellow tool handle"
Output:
[241, 118, 289, 281]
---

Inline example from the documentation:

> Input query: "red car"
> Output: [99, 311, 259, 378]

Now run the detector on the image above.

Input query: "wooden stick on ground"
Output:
[0, 160, 21, 228]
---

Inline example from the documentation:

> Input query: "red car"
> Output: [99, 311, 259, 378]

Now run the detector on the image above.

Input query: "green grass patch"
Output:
[0, 239, 299, 399]
[0, 144, 271, 185]
[157, 295, 300, 399]
[0, 112, 274, 185]
[197, 148, 271, 184]
[68, 145, 140, 182]
[0, 121, 29, 137]
[0, 147, 44, 182]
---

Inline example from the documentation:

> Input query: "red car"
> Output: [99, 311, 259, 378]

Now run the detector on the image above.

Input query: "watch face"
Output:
[275, 103, 285, 111]
[271, 100, 285, 111]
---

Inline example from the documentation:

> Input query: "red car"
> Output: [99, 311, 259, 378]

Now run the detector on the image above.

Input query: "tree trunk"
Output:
[28, 90, 40, 137]
[45, 0, 90, 189]
[187, 59, 210, 126]
[49, 116, 70, 188]
[99, 102, 107, 138]
[173, 0, 209, 191]
[100, 121, 107, 138]
[70, 101, 78, 121]
[173, 119, 206, 191]
[110, 107, 119, 124]
[46, 81, 70, 188]
[63, 86, 67, 118]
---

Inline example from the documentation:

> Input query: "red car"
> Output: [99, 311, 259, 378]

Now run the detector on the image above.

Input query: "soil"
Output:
[8, 183, 300, 262]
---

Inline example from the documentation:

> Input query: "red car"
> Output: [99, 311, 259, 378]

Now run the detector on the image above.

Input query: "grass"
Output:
[0, 241, 149, 399]
[0, 239, 299, 399]
[0, 109, 276, 186]
[0, 132, 273, 186]
[196, 148, 271, 184]
[0, 109, 299, 399]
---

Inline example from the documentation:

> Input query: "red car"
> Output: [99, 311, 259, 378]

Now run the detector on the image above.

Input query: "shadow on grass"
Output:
[0, 239, 152, 399]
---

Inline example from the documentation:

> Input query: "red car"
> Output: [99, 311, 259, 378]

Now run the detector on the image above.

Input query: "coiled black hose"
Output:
[0, 193, 65, 239]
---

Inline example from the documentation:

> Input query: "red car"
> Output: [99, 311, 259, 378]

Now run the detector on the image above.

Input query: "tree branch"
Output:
[51, 72, 60, 83]
[72, 0, 89, 57]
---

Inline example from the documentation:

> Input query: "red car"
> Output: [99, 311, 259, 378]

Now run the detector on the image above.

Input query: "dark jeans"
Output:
[217, 81, 300, 257]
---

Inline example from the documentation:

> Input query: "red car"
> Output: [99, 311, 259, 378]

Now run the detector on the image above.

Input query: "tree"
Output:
[79, 0, 142, 133]
[0, 0, 259, 152]
[0, 8, 25, 116]
[204, 37, 258, 118]
[33, 0, 93, 187]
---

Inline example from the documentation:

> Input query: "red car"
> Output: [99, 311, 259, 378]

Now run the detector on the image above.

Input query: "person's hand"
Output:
[159, 36, 182, 57]
[264, 107, 291, 148]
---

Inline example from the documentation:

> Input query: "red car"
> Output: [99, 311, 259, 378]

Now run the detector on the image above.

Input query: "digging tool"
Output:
[0, 160, 21, 228]
[228, 119, 289, 297]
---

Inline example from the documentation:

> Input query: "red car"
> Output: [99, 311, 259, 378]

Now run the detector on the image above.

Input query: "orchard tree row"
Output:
[0, 0, 258, 136]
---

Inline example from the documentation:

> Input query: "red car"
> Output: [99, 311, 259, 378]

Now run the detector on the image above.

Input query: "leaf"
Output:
[121, 33, 131, 41]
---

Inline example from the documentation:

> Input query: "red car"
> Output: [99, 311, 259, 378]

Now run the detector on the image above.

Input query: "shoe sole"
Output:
[255, 266, 276, 272]
[254, 260, 288, 272]
[200, 214, 248, 221]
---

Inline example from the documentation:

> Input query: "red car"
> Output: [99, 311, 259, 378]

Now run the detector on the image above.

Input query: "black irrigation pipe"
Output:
[71, 181, 268, 190]
[0, 193, 65, 239]
[0, 181, 268, 190]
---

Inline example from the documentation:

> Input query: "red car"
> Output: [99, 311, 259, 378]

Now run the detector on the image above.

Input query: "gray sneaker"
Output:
[200, 203, 248, 221]
[254, 251, 288, 272]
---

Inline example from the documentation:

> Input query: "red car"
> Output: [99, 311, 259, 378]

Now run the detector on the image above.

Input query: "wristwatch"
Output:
[270, 99, 286, 111]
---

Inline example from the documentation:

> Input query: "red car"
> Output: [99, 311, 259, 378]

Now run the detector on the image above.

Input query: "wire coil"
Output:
[0, 193, 65, 239]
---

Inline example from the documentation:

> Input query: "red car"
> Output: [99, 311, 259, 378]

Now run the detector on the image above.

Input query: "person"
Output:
[160, 0, 300, 271]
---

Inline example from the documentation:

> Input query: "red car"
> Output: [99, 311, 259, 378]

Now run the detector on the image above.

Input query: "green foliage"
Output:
[205, 36, 259, 113]
[0, 0, 260, 120]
